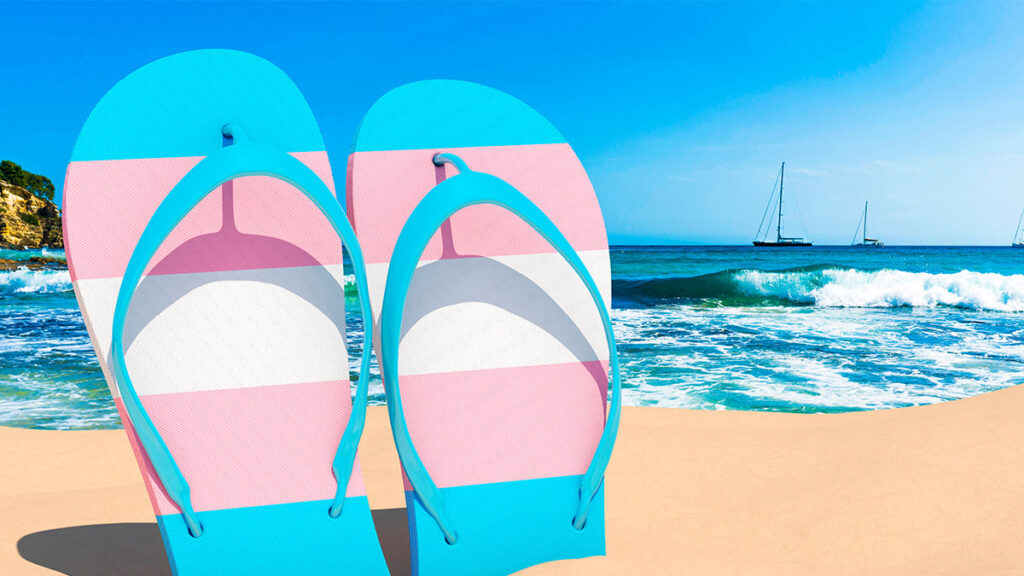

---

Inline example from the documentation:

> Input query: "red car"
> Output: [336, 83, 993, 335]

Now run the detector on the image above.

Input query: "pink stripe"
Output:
[115, 380, 365, 515]
[398, 361, 609, 490]
[348, 144, 608, 264]
[64, 151, 343, 281]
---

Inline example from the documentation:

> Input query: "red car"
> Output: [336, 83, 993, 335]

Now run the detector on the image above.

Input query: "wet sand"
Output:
[3, 394, 1024, 575]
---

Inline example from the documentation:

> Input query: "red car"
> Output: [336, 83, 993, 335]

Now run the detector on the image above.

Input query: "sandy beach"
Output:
[3, 391, 1024, 576]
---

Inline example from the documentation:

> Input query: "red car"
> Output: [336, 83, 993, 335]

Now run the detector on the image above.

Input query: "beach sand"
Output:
[3, 391, 1024, 575]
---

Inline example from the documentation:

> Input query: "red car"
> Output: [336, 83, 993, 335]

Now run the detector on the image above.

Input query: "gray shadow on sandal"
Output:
[380, 255, 609, 398]
[119, 229, 349, 353]
[109, 180, 350, 361]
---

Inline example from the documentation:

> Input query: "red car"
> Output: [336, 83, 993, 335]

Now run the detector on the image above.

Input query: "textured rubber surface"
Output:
[349, 79, 611, 576]
[64, 49, 389, 575]
[157, 497, 384, 574]
[407, 477, 606, 576]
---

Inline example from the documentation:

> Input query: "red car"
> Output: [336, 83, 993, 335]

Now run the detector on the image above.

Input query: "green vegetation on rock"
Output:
[0, 160, 55, 202]
[0, 163, 63, 249]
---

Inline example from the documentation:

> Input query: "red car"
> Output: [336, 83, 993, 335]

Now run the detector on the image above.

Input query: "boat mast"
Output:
[1016, 208, 1024, 244]
[864, 201, 868, 243]
[777, 162, 785, 242]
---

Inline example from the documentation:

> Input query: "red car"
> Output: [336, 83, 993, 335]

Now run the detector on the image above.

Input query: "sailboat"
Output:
[1014, 208, 1024, 248]
[753, 162, 812, 247]
[851, 201, 884, 247]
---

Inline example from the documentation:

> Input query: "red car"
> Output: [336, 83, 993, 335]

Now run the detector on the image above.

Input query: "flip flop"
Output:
[348, 80, 621, 576]
[64, 49, 389, 575]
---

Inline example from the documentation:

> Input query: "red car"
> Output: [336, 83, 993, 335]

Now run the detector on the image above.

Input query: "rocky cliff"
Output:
[0, 179, 63, 249]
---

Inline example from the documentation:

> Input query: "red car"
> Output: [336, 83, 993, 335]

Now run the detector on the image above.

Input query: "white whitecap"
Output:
[734, 269, 1024, 312]
[0, 268, 72, 295]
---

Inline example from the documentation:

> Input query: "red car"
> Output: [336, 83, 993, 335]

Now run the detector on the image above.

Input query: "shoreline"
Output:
[0, 257, 65, 272]
[4, 397, 1024, 575]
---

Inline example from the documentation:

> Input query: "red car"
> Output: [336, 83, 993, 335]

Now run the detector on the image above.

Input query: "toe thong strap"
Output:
[379, 154, 621, 544]
[110, 128, 374, 536]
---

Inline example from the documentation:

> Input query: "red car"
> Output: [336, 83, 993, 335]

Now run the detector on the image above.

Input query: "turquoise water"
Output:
[1, 246, 1022, 429]
[0, 249, 116, 428]
[612, 246, 1024, 411]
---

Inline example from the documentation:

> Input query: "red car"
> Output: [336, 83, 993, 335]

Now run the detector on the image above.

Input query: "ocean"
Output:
[1, 245, 1021, 429]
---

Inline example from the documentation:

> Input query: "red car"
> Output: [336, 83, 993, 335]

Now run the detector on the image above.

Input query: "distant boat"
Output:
[851, 201, 884, 247]
[753, 162, 812, 247]
[1014, 208, 1024, 248]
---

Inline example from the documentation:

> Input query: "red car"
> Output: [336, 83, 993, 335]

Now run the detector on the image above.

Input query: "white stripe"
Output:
[74, 265, 350, 397]
[366, 250, 611, 376]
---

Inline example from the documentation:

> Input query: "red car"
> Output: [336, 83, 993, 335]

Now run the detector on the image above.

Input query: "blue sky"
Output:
[1, 1, 1022, 245]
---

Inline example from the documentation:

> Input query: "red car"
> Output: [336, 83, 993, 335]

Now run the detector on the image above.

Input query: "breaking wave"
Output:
[614, 265, 1024, 312]
[0, 268, 72, 295]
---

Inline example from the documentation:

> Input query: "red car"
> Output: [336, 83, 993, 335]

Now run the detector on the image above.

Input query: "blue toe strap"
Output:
[109, 127, 374, 537]
[378, 154, 622, 545]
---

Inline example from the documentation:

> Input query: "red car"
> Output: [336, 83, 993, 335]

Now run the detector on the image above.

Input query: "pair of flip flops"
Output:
[64, 49, 620, 576]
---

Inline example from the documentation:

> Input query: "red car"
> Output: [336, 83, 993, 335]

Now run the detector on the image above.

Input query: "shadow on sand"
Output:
[17, 508, 411, 576]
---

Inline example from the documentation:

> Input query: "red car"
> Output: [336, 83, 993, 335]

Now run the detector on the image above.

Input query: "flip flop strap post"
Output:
[109, 125, 375, 537]
[379, 154, 622, 544]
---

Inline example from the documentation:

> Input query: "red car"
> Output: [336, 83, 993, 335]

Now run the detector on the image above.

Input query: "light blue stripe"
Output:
[406, 475, 606, 576]
[70, 49, 324, 161]
[157, 497, 389, 576]
[353, 80, 566, 152]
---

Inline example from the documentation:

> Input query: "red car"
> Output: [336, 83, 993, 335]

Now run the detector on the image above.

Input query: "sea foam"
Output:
[0, 268, 72, 295]
[735, 269, 1024, 312]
